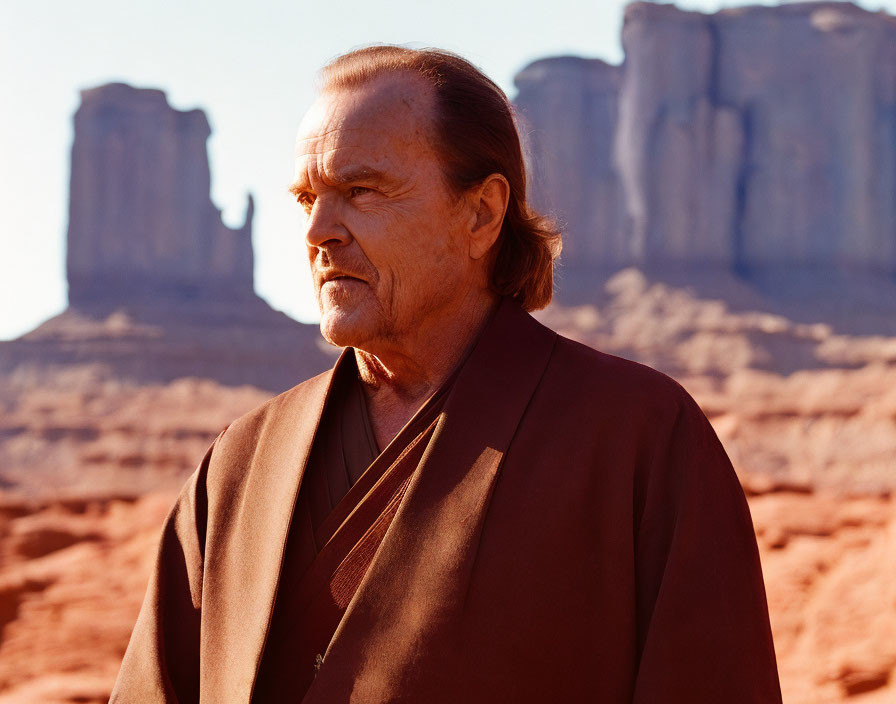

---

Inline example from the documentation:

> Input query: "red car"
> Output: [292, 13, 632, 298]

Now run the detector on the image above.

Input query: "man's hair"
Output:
[320, 46, 562, 312]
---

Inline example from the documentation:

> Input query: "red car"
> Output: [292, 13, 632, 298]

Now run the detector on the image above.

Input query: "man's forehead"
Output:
[292, 143, 392, 186]
[294, 73, 435, 155]
[292, 119, 393, 182]
[294, 97, 356, 151]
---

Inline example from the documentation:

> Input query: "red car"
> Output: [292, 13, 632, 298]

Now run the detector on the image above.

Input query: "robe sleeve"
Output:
[109, 431, 222, 703]
[632, 394, 782, 703]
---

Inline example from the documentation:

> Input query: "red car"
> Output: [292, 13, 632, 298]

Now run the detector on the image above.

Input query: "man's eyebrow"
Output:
[287, 179, 307, 196]
[328, 166, 390, 186]
[288, 166, 392, 195]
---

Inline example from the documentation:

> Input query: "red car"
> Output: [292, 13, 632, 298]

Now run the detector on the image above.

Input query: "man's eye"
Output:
[347, 186, 374, 199]
[296, 193, 315, 212]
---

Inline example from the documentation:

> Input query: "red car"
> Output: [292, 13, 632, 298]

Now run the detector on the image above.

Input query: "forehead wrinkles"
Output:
[295, 124, 362, 157]
[294, 80, 440, 188]
[295, 139, 393, 191]
[294, 123, 363, 189]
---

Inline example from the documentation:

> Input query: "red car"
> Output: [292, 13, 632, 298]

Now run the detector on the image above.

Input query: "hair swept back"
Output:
[319, 45, 562, 312]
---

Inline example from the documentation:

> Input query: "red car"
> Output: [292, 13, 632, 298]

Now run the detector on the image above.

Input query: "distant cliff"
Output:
[515, 57, 624, 269]
[515, 1, 896, 286]
[67, 83, 255, 305]
[0, 83, 333, 392]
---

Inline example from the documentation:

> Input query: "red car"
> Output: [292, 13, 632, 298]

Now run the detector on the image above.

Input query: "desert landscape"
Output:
[1, 270, 894, 703]
[1, 2, 895, 702]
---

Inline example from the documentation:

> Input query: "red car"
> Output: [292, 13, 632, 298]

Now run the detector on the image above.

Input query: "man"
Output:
[112, 47, 782, 703]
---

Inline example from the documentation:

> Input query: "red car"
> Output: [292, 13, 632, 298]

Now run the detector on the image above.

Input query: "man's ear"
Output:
[468, 173, 510, 260]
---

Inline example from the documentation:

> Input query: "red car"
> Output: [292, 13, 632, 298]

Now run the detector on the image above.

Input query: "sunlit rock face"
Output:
[515, 57, 624, 271]
[615, 3, 744, 270]
[66, 83, 255, 305]
[515, 1, 896, 286]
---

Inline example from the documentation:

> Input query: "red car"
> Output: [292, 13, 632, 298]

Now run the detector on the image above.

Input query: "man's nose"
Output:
[304, 196, 350, 249]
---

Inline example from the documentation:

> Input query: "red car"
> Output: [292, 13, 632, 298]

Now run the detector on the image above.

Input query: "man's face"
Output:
[292, 73, 475, 351]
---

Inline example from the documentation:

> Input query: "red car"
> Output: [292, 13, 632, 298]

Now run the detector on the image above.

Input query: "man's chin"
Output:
[319, 311, 373, 349]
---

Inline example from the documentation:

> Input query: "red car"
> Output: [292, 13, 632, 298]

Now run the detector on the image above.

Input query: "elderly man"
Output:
[112, 47, 782, 703]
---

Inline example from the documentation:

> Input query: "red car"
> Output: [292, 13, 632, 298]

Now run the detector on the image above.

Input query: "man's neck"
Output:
[354, 292, 499, 451]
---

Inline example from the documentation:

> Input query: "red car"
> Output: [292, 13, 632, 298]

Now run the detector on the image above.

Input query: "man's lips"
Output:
[319, 272, 366, 286]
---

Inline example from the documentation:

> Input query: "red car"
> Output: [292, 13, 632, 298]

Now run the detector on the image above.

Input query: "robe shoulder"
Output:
[202, 367, 334, 499]
[534, 333, 746, 531]
[547, 333, 705, 428]
[224, 368, 333, 445]
[538, 337, 781, 703]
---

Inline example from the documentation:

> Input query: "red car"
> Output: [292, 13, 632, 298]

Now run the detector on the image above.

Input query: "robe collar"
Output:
[216, 295, 557, 702]
[305, 295, 558, 701]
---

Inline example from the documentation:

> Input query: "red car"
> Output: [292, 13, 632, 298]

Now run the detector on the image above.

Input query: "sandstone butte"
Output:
[2, 2, 896, 701]
[517, 1, 896, 287]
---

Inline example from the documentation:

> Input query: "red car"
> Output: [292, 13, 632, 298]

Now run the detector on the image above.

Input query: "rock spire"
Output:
[66, 83, 255, 305]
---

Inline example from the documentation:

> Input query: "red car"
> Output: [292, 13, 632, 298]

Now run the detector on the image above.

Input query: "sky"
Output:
[2, 0, 894, 339]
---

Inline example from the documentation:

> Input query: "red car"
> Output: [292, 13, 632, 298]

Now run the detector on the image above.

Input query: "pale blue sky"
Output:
[1, 0, 889, 339]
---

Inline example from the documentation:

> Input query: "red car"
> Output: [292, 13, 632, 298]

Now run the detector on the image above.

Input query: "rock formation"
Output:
[514, 1, 896, 289]
[0, 83, 333, 392]
[67, 83, 255, 305]
[515, 58, 624, 272]
[3, 279, 896, 702]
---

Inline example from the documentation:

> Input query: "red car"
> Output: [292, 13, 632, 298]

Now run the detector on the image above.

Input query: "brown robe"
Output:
[111, 295, 783, 703]
[253, 353, 455, 700]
